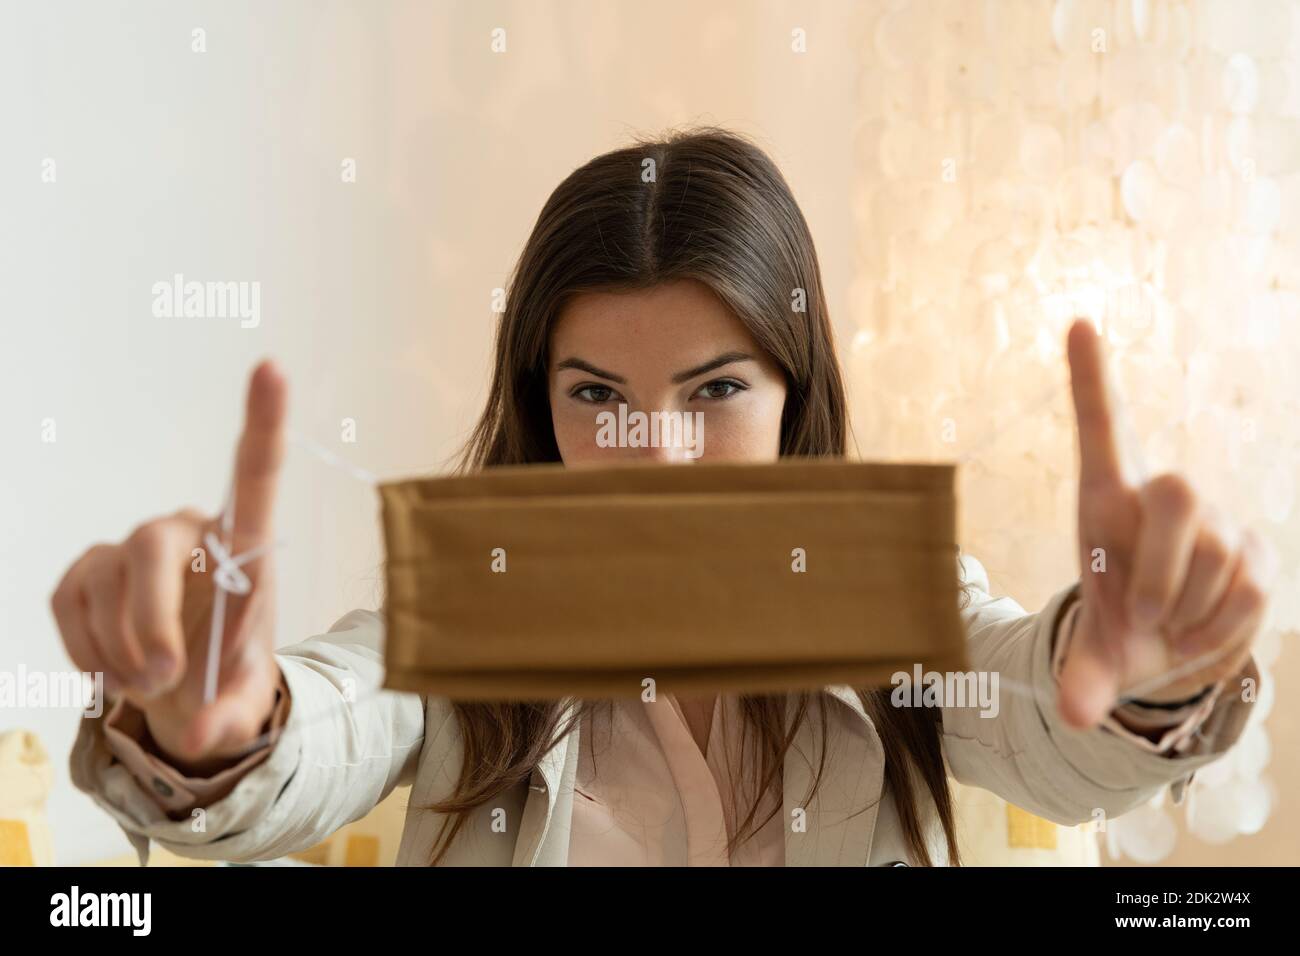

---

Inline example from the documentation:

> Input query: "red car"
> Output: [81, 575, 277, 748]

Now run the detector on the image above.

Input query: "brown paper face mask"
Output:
[379, 460, 967, 701]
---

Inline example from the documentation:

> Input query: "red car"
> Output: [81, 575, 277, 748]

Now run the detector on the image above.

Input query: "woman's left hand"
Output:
[1056, 320, 1273, 731]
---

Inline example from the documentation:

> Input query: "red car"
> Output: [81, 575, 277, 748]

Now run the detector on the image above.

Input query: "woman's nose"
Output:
[609, 401, 701, 464]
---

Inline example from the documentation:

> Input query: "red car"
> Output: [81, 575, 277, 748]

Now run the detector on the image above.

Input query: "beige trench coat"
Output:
[70, 555, 1256, 866]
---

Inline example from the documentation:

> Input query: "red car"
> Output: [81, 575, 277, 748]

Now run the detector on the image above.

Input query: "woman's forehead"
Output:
[550, 280, 753, 359]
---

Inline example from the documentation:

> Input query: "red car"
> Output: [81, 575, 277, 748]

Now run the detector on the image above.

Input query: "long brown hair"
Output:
[427, 126, 963, 866]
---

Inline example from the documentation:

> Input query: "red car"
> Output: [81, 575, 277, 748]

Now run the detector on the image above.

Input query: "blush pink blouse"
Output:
[567, 693, 785, 866]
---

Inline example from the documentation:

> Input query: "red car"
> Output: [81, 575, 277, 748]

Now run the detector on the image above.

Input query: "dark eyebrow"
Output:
[554, 350, 756, 386]
[554, 357, 626, 384]
[670, 351, 755, 384]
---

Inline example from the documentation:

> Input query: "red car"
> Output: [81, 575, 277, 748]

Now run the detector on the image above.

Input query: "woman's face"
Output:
[548, 279, 788, 465]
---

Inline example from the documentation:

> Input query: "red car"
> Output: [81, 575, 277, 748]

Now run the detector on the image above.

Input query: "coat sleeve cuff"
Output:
[1049, 600, 1226, 758]
[1035, 582, 1258, 812]
[69, 660, 305, 865]
[101, 676, 290, 818]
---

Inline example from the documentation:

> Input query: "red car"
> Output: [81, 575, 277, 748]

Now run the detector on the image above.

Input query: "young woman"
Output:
[60, 128, 1266, 866]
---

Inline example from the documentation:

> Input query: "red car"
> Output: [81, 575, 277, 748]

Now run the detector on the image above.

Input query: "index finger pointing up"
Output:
[1067, 319, 1127, 490]
[231, 359, 288, 541]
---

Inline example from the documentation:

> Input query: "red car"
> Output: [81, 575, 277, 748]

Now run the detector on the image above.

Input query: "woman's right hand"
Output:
[51, 361, 288, 775]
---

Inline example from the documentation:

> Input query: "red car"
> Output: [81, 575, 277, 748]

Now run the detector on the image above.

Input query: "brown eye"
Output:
[575, 385, 616, 403]
[695, 379, 745, 400]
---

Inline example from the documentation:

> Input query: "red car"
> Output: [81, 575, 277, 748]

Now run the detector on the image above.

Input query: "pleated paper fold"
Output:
[379, 460, 967, 700]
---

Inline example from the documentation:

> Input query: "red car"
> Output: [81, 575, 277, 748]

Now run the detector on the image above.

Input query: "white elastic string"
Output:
[205, 531, 282, 595]
[198, 432, 374, 706]
[202, 483, 235, 706]
[286, 428, 379, 484]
